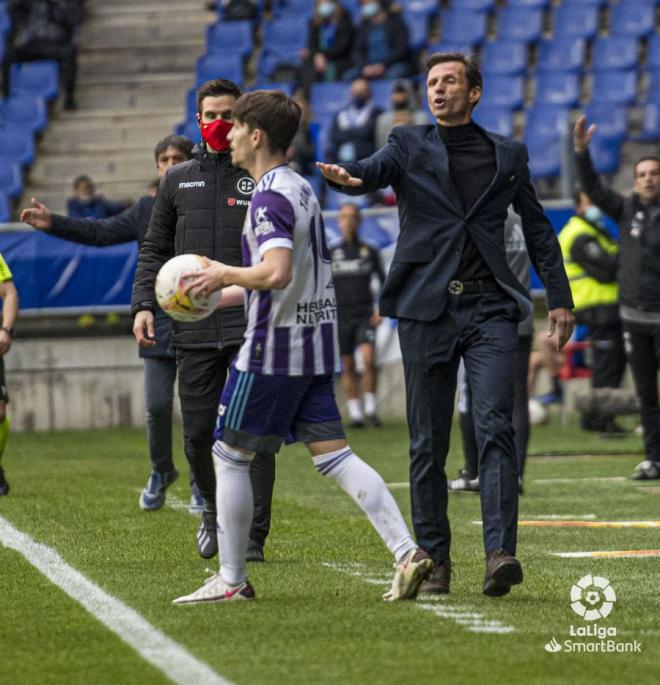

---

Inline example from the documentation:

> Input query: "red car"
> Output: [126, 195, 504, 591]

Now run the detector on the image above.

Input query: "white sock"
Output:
[212, 441, 254, 586]
[313, 447, 415, 562]
[347, 399, 363, 421]
[364, 392, 377, 416]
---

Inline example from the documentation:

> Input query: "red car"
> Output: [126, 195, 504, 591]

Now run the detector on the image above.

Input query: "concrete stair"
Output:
[19, 0, 213, 217]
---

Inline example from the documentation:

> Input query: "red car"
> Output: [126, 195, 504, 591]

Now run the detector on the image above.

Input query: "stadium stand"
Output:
[497, 6, 544, 43]
[536, 37, 585, 74]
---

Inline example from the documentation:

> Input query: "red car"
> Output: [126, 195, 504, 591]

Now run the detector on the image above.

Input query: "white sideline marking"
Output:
[0, 516, 231, 685]
[322, 562, 516, 635]
[533, 476, 626, 485]
[472, 515, 596, 525]
[552, 549, 660, 559]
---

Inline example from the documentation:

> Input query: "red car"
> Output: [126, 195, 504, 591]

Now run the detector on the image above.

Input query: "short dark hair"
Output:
[426, 51, 483, 93]
[634, 156, 660, 176]
[196, 79, 242, 114]
[232, 90, 302, 154]
[153, 134, 194, 162]
[73, 174, 93, 189]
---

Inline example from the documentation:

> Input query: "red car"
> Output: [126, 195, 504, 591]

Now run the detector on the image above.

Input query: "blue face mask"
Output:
[361, 1, 380, 18]
[352, 94, 368, 108]
[318, 1, 335, 18]
[584, 206, 604, 226]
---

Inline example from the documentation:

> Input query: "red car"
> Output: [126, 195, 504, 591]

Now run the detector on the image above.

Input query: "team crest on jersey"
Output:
[237, 177, 256, 195]
[255, 206, 268, 222]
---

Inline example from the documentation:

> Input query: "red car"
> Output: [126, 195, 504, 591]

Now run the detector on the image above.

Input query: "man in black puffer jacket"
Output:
[574, 114, 660, 481]
[132, 80, 275, 561]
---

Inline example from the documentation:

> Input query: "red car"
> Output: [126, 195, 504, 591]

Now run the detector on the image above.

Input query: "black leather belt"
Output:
[447, 279, 500, 295]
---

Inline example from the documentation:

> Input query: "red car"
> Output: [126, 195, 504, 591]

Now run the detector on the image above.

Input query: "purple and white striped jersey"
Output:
[234, 165, 340, 376]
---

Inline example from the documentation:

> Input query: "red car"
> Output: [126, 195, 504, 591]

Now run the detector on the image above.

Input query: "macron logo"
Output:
[178, 181, 205, 189]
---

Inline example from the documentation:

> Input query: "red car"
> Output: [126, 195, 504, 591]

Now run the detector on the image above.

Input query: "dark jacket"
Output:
[66, 196, 128, 220]
[307, 11, 354, 77]
[576, 150, 660, 314]
[332, 124, 573, 320]
[8, 0, 81, 48]
[353, 11, 411, 71]
[49, 195, 174, 359]
[131, 146, 251, 350]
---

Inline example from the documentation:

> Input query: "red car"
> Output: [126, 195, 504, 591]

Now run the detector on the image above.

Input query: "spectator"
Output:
[300, 0, 354, 93]
[0, 254, 18, 496]
[326, 78, 382, 163]
[574, 115, 660, 480]
[375, 79, 429, 149]
[345, 0, 413, 81]
[1, 0, 83, 110]
[558, 190, 626, 434]
[287, 93, 316, 176]
[331, 203, 385, 427]
[218, 0, 258, 20]
[66, 175, 129, 220]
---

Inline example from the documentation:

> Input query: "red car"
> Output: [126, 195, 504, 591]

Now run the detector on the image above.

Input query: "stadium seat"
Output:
[590, 70, 637, 106]
[0, 192, 9, 223]
[259, 17, 309, 79]
[184, 87, 197, 120]
[592, 37, 638, 72]
[480, 41, 528, 76]
[506, 0, 549, 7]
[648, 35, 660, 72]
[646, 70, 660, 103]
[446, 0, 495, 11]
[426, 41, 476, 57]
[9, 61, 59, 102]
[0, 125, 35, 167]
[249, 80, 294, 96]
[0, 94, 47, 133]
[196, 53, 243, 86]
[403, 9, 431, 52]
[534, 72, 580, 107]
[639, 103, 659, 141]
[400, 0, 438, 17]
[526, 136, 561, 178]
[552, 5, 599, 41]
[497, 6, 543, 43]
[471, 105, 513, 137]
[524, 105, 570, 140]
[369, 79, 396, 110]
[272, 0, 314, 18]
[536, 37, 585, 74]
[440, 9, 488, 46]
[610, 1, 655, 39]
[589, 133, 621, 175]
[310, 82, 350, 118]
[206, 21, 253, 59]
[178, 118, 201, 144]
[0, 160, 22, 198]
[479, 75, 524, 109]
[583, 103, 627, 141]
[324, 187, 369, 211]
[0, 8, 9, 36]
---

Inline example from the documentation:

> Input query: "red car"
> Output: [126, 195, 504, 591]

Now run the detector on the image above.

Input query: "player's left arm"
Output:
[0, 279, 19, 356]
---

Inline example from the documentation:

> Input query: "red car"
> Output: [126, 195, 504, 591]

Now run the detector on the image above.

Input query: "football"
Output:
[155, 254, 221, 322]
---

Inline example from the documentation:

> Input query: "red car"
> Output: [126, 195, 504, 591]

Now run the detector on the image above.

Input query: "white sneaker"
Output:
[172, 571, 255, 605]
[630, 460, 660, 480]
[382, 548, 433, 602]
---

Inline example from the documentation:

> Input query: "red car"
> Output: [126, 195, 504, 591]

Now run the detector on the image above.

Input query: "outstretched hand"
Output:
[20, 197, 53, 230]
[315, 162, 363, 188]
[573, 115, 597, 153]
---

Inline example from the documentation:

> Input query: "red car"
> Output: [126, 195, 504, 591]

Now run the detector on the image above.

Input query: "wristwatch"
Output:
[0, 326, 13, 337]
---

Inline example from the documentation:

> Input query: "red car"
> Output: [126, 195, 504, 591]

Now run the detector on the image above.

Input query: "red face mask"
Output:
[198, 117, 233, 152]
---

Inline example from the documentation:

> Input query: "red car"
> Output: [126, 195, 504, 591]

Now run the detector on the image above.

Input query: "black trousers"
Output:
[588, 319, 626, 389]
[176, 346, 275, 546]
[624, 321, 660, 463]
[2, 42, 77, 100]
[398, 292, 520, 561]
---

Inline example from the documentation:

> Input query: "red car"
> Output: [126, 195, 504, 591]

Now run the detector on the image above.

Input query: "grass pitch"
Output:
[0, 416, 658, 685]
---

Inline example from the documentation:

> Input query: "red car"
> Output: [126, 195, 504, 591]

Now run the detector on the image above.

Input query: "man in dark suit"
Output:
[318, 52, 574, 597]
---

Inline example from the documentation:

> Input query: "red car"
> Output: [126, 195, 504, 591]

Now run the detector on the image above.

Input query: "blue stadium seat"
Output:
[400, 0, 438, 17]
[249, 80, 294, 96]
[639, 103, 659, 141]
[440, 9, 488, 46]
[592, 37, 638, 72]
[178, 118, 201, 144]
[426, 41, 477, 57]
[481, 41, 528, 76]
[0, 125, 35, 167]
[446, 0, 494, 11]
[0, 94, 47, 133]
[471, 106, 512, 137]
[369, 79, 397, 110]
[610, 1, 655, 39]
[646, 71, 660, 103]
[9, 61, 59, 101]
[479, 75, 524, 109]
[534, 72, 580, 107]
[272, 0, 314, 17]
[0, 160, 22, 198]
[310, 82, 350, 118]
[324, 187, 369, 211]
[553, 5, 599, 41]
[506, 0, 549, 7]
[196, 52, 243, 86]
[0, 192, 9, 223]
[589, 133, 621, 175]
[0, 8, 10, 36]
[526, 136, 561, 178]
[583, 103, 628, 141]
[536, 37, 585, 74]
[497, 6, 543, 43]
[524, 105, 570, 140]
[184, 87, 197, 119]
[649, 35, 660, 72]
[403, 9, 431, 52]
[259, 17, 309, 78]
[590, 70, 637, 106]
[206, 21, 253, 59]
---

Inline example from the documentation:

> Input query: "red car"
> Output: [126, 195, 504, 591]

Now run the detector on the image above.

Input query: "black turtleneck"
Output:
[437, 121, 496, 281]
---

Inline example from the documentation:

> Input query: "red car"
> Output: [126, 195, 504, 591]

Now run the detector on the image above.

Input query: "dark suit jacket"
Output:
[335, 124, 573, 322]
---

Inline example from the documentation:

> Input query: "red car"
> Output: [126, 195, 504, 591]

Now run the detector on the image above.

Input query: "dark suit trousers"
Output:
[398, 291, 520, 561]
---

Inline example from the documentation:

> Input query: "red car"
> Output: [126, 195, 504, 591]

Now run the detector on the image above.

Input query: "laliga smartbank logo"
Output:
[543, 575, 642, 654]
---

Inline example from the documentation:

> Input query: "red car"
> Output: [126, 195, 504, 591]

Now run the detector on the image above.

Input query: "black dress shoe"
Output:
[419, 560, 451, 594]
[483, 549, 523, 597]
[246, 540, 265, 562]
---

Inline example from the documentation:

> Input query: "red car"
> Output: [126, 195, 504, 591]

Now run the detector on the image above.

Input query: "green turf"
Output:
[0, 418, 657, 685]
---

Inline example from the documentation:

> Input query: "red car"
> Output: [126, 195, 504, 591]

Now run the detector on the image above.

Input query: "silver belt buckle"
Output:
[448, 280, 464, 295]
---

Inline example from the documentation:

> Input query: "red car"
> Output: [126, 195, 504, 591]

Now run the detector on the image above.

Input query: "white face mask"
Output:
[584, 206, 604, 226]
[318, 1, 334, 18]
[361, 1, 380, 18]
